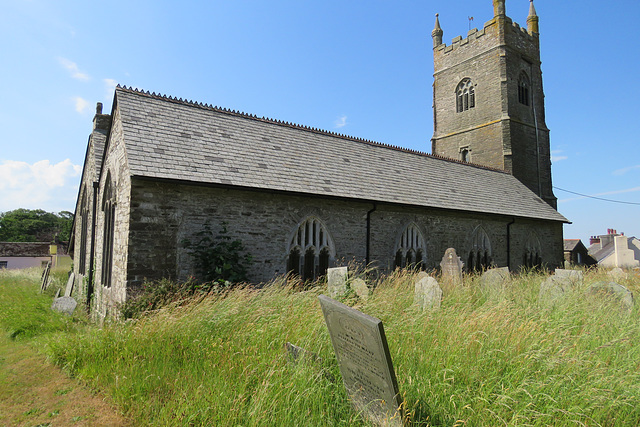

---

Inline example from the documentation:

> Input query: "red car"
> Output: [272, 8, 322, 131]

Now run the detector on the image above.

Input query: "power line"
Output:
[554, 186, 640, 206]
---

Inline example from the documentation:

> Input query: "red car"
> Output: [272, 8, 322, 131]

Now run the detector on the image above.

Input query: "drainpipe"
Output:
[506, 218, 515, 270]
[365, 203, 378, 266]
[87, 181, 99, 312]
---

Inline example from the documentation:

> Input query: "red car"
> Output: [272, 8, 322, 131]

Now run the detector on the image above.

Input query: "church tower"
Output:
[431, 0, 556, 208]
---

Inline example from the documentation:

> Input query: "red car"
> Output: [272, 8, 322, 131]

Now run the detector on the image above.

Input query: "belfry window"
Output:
[467, 226, 492, 272]
[460, 147, 471, 163]
[287, 217, 335, 281]
[394, 223, 426, 270]
[101, 174, 116, 288]
[456, 78, 475, 113]
[518, 72, 530, 106]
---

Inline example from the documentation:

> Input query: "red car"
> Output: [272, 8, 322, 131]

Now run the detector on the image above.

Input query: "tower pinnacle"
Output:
[493, 0, 506, 17]
[432, 13, 443, 47]
[527, 0, 539, 34]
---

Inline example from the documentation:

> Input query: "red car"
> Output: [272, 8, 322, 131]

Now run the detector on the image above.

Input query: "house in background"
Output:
[0, 243, 69, 270]
[588, 229, 640, 268]
[563, 239, 596, 267]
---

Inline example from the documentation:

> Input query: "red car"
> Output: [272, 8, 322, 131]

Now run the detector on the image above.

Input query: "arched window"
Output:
[394, 223, 426, 270]
[456, 78, 475, 113]
[467, 226, 492, 272]
[101, 173, 116, 288]
[518, 72, 530, 106]
[523, 232, 542, 270]
[287, 217, 335, 281]
[78, 188, 89, 275]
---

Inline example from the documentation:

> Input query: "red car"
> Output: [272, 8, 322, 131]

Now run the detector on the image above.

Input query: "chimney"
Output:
[590, 236, 600, 246]
[93, 102, 112, 132]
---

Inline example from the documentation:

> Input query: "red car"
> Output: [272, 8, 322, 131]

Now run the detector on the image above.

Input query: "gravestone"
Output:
[587, 281, 634, 312]
[440, 248, 463, 285]
[608, 268, 627, 282]
[319, 295, 403, 426]
[480, 267, 510, 294]
[414, 272, 442, 310]
[285, 342, 321, 364]
[554, 269, 583, 286]
[64, 272, 75, 297]
[51, 297, 77, 316]
[351, 278, 370, 301]
[327, 267, 348, 299]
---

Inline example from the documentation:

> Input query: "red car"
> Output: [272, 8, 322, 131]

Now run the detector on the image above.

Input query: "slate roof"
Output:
[92, 130, 106, 177]
[563, 239, 581, 251]
[113, 86, 568, 223]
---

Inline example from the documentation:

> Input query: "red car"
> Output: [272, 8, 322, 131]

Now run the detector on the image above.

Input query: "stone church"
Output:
[70, 0, 567, 318]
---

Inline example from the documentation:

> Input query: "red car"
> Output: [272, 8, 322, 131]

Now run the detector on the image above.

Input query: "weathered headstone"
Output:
[285, 342, 321, 364]
[327, 267, 348, 299]
[587, 281, 634, 312]
[608, 267, 627, 282]
[64, 272, 75, 297]
[319, 295, 403, 426]
[414, 273, 442, 310]
[480, 267, 510, 294]
[51, 297, 77, 316]
[351, 278, 370, 301]
[554, 269, 584, 286]
[440, 248, 463, 285]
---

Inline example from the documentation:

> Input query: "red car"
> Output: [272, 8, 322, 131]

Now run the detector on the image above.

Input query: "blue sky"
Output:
[1, 0, 638, 243]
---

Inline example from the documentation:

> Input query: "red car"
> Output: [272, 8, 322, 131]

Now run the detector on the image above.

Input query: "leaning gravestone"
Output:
[554, 269, 584, 285]
[319, 295, 403, 426]
[351, 278, 370, 301]
[440, 248, 463, 285]
[539, 270, 582, 303]
[414, 272, 442, 310]
[64, 272, 75, 297]
[587, 281, 634, 312]
[51, 297, 77, 316]
[327, 267, 349, 299]
[608, 267, 627, 282]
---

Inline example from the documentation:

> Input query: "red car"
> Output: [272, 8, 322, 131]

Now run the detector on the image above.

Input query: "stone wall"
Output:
[124, 178, 564, 287]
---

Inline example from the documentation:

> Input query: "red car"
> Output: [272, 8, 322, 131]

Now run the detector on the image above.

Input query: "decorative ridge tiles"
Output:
[116, 85, 507, 175]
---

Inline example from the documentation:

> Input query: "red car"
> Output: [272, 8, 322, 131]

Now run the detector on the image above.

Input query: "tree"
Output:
[0, 209, 74, 243]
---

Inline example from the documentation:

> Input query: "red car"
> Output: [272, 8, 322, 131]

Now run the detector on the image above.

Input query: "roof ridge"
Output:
[115, 85, 508, 174]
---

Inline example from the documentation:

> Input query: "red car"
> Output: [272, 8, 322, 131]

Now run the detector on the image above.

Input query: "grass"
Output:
[2, 267, 640, 425]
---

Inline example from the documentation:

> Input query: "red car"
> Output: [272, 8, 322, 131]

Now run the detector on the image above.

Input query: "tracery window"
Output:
[523, 232, 542, 270]
[78, 189, 89, 275]
[394, 223, 426, 270]
[456, 78, 475, 113]
[101, 174, 116, 288]
[287, 217, 334, 281]
[518, 72, 530, 106]
[467, 226, 492, 272]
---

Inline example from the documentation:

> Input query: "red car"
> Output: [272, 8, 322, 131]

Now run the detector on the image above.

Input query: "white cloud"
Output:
[57, 57, 90, 81]
[74, 96, 89, 114]
[0, 159, 82, 212]
[335, 115, 347, 129]
[551, 150, 567, 162]
[613, 164, 640, 176]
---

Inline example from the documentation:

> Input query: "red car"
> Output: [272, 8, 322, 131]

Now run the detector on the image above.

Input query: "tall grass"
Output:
[3, 267, 640, 425]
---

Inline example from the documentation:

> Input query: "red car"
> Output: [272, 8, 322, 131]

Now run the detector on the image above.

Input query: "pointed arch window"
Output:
[78, 188, 89, 275]
[456, 78, 475, 113]
[523, 232, 542, 270]
[394, 223, 426, 270]
[518, 72, 530, 106]
[467, 226, 492, 272]
[101, 174, 116, 288]
[287, 217, 335, 281]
